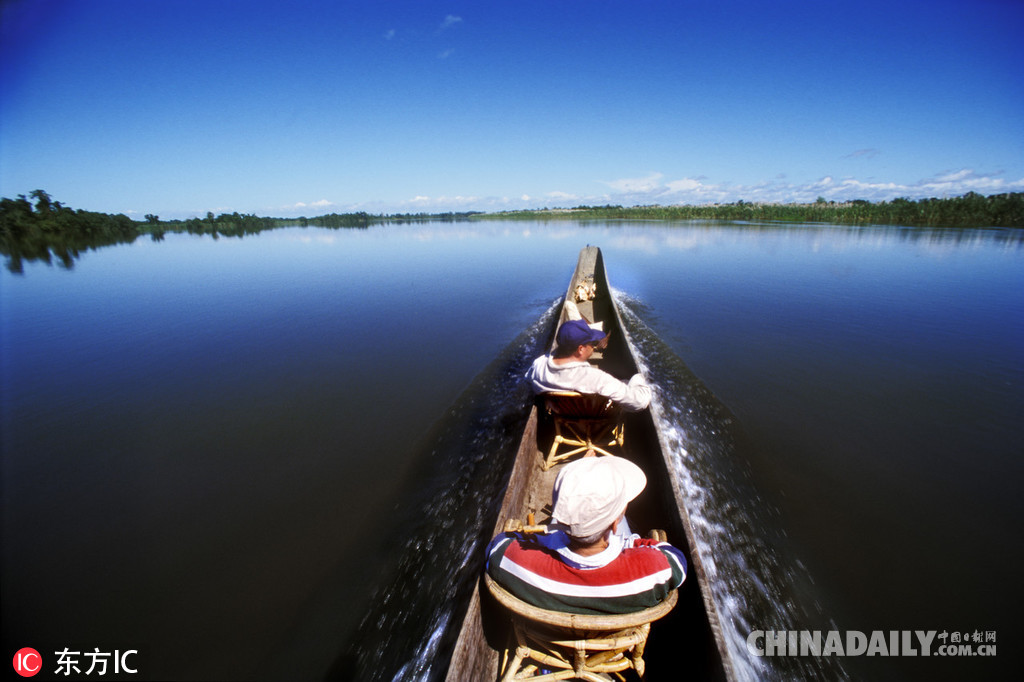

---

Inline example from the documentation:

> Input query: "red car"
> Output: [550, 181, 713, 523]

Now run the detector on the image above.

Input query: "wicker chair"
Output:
[484, 573, 677, 681]
[541, 391, 624, 471]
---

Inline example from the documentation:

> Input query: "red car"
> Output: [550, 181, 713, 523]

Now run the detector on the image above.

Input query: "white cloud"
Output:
[399, 195, 483, 210]
[440, 15, 463, 30]
[933, 169, 975, 183]
[280, 199, 337, 213]
[589, 168, 1024, 208]
[267, 169, 1023, 218]
[603, 173, 664, 194]
[546, 191, 580, 202]
[665, 178, 703, 192]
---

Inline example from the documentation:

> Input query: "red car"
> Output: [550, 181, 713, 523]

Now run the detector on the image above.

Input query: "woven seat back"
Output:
[485, 573, 677, 680]
[484, 573, 677, 633]
[542, 391, 618, 419]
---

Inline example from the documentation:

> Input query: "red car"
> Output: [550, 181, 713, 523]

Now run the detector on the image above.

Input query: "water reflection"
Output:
[2, 220, 1020, 681]
[5, 215, 1021, 275]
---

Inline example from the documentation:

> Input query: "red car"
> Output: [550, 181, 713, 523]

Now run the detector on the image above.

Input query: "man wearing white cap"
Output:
[486, 456, 687, 614]
[525, 319, 651, 411]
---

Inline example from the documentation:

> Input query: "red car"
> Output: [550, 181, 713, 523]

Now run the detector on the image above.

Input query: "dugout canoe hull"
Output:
[444, 246, 735, 681]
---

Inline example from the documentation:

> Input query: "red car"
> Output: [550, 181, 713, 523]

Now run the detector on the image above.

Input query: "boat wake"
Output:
[336, 291, 848, 682]
[614, 290, 849, 682]
[330, 300, 561, 682]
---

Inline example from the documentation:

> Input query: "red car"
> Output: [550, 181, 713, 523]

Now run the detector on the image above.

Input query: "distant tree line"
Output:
[4, 189, 1021, 273]
[487, 192, 1024, 228]
[293, 211, 482, 227]
[381, 211, 484, 223]
[154, 211, 292, 239]
[0, 190, 139, 273]
[0, 191, 483, 272]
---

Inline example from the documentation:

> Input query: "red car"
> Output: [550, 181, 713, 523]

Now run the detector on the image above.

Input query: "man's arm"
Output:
[596, 371, 651, 411]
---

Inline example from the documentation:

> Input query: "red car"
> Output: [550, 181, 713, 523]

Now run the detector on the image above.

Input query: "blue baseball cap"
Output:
[556, 319, 607, 349]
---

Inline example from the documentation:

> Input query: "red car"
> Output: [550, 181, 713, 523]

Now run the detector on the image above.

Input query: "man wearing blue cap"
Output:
[525, 319, 651, 411]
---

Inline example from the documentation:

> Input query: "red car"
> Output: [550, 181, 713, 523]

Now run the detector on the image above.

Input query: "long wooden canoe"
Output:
[444, 246, 735, 681]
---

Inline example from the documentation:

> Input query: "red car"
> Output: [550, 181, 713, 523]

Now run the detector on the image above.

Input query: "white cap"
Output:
[551, 456, 647, 538]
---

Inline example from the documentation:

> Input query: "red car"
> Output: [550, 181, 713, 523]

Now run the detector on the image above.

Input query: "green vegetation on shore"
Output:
[3, 189, 1022, 273]
[0, 190, 482, 272]
[0, 190, 140, 273]
[483, 192, 1024, 228]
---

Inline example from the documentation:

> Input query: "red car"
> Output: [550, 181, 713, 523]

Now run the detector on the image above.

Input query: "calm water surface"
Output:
[2, 221, 1021, 681]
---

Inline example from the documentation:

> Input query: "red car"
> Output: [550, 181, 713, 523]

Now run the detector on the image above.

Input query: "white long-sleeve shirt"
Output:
[525, 354, 652, 411]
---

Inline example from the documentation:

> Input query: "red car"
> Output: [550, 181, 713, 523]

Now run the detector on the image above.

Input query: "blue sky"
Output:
[2, 0, 1022, 219]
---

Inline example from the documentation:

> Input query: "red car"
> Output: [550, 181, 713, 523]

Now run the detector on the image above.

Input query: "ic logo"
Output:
[13, 648, 41, 677]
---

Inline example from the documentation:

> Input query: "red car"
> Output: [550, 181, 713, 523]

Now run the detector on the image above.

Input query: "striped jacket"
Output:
[485, 530, 686, 615]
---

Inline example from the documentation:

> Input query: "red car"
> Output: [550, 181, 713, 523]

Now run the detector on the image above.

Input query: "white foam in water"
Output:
[380, 292, 846, 681]
[613, 289, 848, 682]
[370, 300, 564, 682]
[391, 610, 451, 682]
[652, 399, 767, 681]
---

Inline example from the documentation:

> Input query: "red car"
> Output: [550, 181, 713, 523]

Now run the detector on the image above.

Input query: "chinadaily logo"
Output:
[747, 630, 997, 657]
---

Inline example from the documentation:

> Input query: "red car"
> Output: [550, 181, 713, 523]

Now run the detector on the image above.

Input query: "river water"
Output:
[2, 221, 1021, 681]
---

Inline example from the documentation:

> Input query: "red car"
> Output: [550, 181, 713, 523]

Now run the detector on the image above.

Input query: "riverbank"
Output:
[479, 192, 1024, 228]
[3, 190, 1023, 273]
